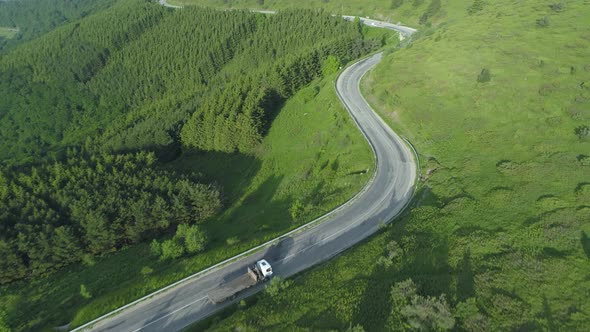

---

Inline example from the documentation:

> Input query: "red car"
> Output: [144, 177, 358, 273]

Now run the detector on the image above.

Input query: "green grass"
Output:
[188, 0, 590, 330]
[0, 73, 373, 331]
[170, 0, 431, 26]
[189, 230, 395, 331]
[0, 27, 19, 39]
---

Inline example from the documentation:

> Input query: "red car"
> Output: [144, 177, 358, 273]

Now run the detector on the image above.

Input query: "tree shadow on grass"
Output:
[349, 184, 482, 330]
[352, 228, 452, 331]
[489, 287, 538, 330]
[352, 264, 396, 331]
[542, 247, 572, 259]
[295, 308, 342, 330]
[304, 179, 327, 208]
[414, 185, 442, 208]
[581, 231, 590, 259]
[541, 295, 557, 332]
[441, 191, 477, 207]
[302, 179, 346, 217]
[457, 249, 475, 302]
[208, 175, 290, 244]
[171, 149, 262, 204]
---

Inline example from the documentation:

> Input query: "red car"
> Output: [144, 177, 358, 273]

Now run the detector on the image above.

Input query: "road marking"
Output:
[130, 296, 208, 332]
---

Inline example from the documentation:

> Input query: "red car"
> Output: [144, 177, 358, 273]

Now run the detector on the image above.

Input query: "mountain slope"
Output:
[0, 0, 118, 51]
[188, 0, 590, 330]
[0, 2, 386, 331]
[0, 0, 379, 164]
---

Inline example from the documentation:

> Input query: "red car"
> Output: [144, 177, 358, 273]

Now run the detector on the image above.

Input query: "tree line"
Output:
[180, 10, 379, 152]
[0, 1, 381, 164]
[0, 0, 167, 164]
[0, 149, 220, 284]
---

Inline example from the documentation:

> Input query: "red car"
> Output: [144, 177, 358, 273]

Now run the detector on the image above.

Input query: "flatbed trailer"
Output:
[208, 260, 273, 303]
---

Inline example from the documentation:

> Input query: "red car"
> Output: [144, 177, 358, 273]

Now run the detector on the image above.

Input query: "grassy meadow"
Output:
[363, 0, 590, 327]
[188, 0, 590, 330]
[0, 72, 374, 331]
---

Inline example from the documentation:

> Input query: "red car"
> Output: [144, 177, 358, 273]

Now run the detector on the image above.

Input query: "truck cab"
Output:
[256, 259, 273, 278]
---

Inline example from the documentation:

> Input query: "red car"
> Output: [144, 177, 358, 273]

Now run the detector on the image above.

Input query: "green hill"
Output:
[0, 0, 118, 51]
[183, 0, 590, 331]
[0, 1, 388, 330]
[0, 0, 379, 164]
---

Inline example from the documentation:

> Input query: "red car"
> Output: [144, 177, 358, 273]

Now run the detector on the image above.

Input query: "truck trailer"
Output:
[207, 259, 273, 303]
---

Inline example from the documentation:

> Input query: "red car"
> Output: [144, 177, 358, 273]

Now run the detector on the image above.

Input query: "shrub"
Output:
[377, 256, 394, 268]
[289, 200, 305, 221]
[81, 254, 96, 267]
[152, 224, 208, 259]
[401, 295, 455, 331]
[346, 324, 366, 332]
[391, 0, 404, 10]
[322, 55, 341, 77]
[575, 125, 589, 139]
[577, 155, 590, 166]
[150, 239, 161, 257]
[378, 240, 403, 268]
[386, 240, 403, 261]
[419, 13, 429, 25]
[80, 284, 92, 299]
[179, 224, 207, 254]
[549, 3, 565, 12]
[0, 310, 10, 332]
[226, 236, 240, 245]
[301, 85, 321, 103]
[536, 16, 550, 27]
[425, 0, 441, 17]
[391, 279, 418, 306]
[265, 276, 292, 298]
[456, 298, 489, 332]
[468, 0, 485, 15]
[477, 68, 491, 83]
[140, 266, 153, 276]
[160, 238, 185, 260]
[418, 0, 442, 24]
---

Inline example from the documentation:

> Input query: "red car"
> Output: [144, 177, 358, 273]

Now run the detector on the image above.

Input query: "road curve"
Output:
[72, 15, 417, 332]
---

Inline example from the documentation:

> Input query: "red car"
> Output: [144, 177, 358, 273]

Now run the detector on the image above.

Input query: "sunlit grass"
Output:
[191, 0, 590, 330]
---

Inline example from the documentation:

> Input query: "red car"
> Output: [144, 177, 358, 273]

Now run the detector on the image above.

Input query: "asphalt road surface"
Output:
[72, 12, 417, 332]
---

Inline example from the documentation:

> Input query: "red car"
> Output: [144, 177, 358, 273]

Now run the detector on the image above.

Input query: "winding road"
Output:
[72, 8, 417, 332]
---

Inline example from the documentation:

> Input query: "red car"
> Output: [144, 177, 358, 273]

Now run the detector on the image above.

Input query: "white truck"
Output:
[207, 259, 273, 303]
